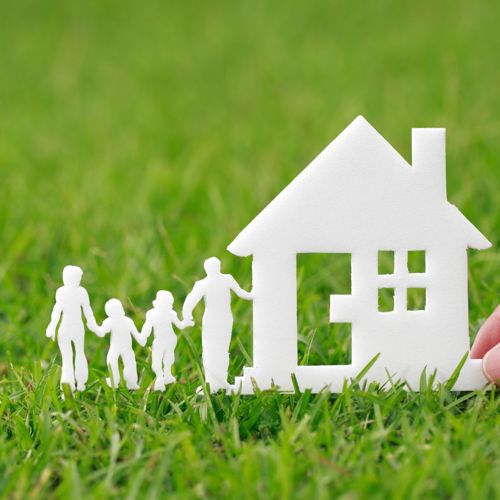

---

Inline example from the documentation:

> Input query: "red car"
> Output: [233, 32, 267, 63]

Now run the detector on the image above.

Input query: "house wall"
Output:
[426, 246, 470, 366]
[250, 252, 297, 389]
[245, 243, 471, 391]
[349, 245, 471, 386]
[296, 244, 471, 390]
[349, 248, 377, 368]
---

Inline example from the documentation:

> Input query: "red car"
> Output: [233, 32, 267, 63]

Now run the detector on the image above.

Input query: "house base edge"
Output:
[227, 360, 489, 395]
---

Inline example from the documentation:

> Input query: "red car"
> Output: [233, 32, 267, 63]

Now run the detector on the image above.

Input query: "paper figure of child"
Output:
[182, 257, 253, 392]
[46, 265, 100, 391]
[99, 298, 142, 390]
[141, 290, 192, 392]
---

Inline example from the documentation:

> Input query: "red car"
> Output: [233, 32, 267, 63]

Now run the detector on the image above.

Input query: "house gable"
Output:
[228, 116, 491, 256]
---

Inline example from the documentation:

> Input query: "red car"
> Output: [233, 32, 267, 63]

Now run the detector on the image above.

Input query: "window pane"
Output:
[407, 288, 426, 311]
[408, 250, 426, 273]
[378, 250, 395, 274]
[378, 287, 395, 312]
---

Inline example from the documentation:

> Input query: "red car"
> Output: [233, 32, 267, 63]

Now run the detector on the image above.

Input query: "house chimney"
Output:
[412, 128, 447, 202]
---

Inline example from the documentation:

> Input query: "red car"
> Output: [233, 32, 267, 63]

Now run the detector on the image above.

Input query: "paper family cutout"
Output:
[47, 259, 252, 393]
[47, 117, 492, 394]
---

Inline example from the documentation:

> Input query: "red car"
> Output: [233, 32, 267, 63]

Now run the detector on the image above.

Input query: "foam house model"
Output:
[228, 116, 491, 393]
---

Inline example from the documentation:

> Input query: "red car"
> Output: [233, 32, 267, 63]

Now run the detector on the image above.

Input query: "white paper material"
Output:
[228, 116, 492, 394]
[182, 257, 253, 392]
[142, 291, 191, 391]
[46, 265, 100, 391]
[99, 298, 142, 390]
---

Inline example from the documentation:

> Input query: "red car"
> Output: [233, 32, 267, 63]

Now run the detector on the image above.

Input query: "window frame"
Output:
[376, 249, 428, 313]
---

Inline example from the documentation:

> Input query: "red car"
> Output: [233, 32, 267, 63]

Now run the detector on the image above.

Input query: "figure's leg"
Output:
[122, 350, 139, 390]
[162, 349, 176, 384]
[73, 335, 88, 391]
[201, 319, 216, 390]
[220, 319, 232, 386]
[202, 346, 225, 391]
[106, 349, 120, 388]
[219, 350, 230, 387]
[58, 335, 75, 391]
[202, 317, 232, 392]
[152, 344, 166, 391]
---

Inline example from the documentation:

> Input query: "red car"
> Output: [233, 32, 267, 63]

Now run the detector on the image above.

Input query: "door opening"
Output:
[297, 253, 352, 366]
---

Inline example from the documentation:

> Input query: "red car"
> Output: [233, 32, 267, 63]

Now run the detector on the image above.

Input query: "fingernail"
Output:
[482, 344, 500, 386]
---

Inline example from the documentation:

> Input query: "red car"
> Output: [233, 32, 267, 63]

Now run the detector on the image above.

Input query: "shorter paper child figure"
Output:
[141, 290, 192, 391]
[100, 298, 143, 390]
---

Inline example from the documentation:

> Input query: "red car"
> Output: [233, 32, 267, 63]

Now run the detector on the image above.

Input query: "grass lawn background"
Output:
[0, 0, 499, 497]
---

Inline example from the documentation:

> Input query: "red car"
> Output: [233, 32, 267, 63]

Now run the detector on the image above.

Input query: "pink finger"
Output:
[482, 344, 500, 386]
[470, 305, 500, 359]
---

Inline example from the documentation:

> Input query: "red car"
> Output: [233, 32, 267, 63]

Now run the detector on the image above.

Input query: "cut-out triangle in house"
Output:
[228, 115, 491, 393]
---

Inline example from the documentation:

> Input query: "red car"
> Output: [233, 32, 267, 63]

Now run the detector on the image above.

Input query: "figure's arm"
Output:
[173, 311, 193, 330]
[182, 281, 204, 321]
[229, 276, 253, 300]
[128, 318, 143, 345]
[81, 288, 100, 335]
[99, 319, 111, 337]
[140, 314, 153, 346]
[46, 290, 62, 341]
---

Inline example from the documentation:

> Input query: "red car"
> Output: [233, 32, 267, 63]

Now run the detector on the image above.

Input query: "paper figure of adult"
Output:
[46, 265, 100, 391]
[182, 257, 253, 392]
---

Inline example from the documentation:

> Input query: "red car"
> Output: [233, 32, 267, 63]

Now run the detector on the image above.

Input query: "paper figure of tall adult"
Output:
[182, 257, 253, 391]
[46, 265, 100, 391]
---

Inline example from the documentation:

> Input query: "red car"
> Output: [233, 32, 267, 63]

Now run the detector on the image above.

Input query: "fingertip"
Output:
[493, 304, 500, 319]
[471, 306, 500, 359]
[482, 344, 500, 386]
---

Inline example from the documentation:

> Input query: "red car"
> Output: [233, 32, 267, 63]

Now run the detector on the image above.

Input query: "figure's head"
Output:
[204, 257, 221, 276]
[105, 298, 125, 318]
[62, 265, 83, 287]
[153, 290, 174, 309]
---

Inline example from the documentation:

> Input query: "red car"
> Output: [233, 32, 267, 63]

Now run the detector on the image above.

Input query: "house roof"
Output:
[228, 116, 491, 256]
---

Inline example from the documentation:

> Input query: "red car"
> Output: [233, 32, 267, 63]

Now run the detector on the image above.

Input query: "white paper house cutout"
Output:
[228, 116, 491, 394]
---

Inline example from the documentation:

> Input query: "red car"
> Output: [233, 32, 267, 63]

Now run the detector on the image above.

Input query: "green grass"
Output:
[0, 0, 499, 497]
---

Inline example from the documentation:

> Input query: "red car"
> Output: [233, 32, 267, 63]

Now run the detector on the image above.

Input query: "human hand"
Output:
[470, 305, 500, 385]
[92, 325, 105, 338]
[87, 321, 101, 336]
[182, 319, 195, 329]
